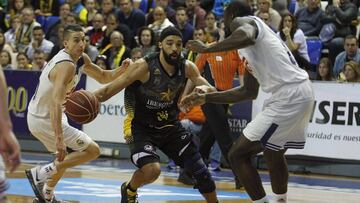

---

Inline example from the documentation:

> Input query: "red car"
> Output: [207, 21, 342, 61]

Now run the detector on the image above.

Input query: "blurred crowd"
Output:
[0, 0, 360, 82]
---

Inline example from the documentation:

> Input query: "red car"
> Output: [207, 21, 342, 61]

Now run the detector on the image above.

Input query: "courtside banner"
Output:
[253, 82, 360, 161]
[83, 77, 126, 143]
[4, 70, 85, 140]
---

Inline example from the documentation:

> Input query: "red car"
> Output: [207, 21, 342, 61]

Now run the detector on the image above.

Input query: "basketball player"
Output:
[25, 24, 129, 203]
[181, 1, 315, 202]
[94, 27, 219, 203]
[0, 69, 21, 202]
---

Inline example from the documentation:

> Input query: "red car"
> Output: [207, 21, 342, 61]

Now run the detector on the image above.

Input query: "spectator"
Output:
[175, 6, 193, 45]
[87, 13, 105, 47]
[15, 7, 41, 52]
[85, 35, 99, 62]
[100, 0, 117, 18]
[32, 49, 46, 70]
[257, 11, 277, 32]
[186, 27, 206, 61]
[295, 0, 325, 36]
[8, 0, 27, 20]
[95, 55, 110, 70]
[130, 47, 143, 61]
[322, 0, 357, 63]
[0, 32, 13, 55]
[48, 25, 65, 61]
[333, 35, 360, 77]
[31, 0, 60, 17]
[137, 26, 157, 56]
[45, 3, 71, 45]
[100, 31, 131, 69]
[339, 60, 360, 82]
[4, 15, 21, 50]
[26, 26, 54, 60]
[65, 12, 78, 25]
[315, 57, 335, 81]
[185, 0, 206, 29]
[204, 11, 218, 38]
[79, 0, 98, 26]
[255, 0, 281, 31]
[68, 0, 85, 17]
[117, 0, 146, 37]
[16, 52, 32, 70]
[100, 13, 134, 50]
[148, 6, 174, 39]
[278, 13, 311, 70]
[146, 0, 177, 25]
[0, 50, 12, 69]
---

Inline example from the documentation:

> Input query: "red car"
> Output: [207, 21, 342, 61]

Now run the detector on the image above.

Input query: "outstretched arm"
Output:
[180, 70, 259, 109]
[94, 59, 148, 102]
[186, 17, 258, 53]
[0, 69, 20, 172]
[82, 53, 131, 84]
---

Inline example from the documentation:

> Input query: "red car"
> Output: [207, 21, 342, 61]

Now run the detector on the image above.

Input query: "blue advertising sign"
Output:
[4, 70, 86, 140]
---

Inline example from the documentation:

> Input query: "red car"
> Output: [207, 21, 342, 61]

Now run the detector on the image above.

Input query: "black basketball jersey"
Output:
[132, 52, 187, 127]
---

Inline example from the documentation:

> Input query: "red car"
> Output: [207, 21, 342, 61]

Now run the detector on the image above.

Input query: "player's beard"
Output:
[162, 49, 180, 66]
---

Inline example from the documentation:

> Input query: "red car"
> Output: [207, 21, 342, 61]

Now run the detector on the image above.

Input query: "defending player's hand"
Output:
[179, 92, 206, 112]
[55, 139, 67, 162]
[193, 85, 216, 94]
[186, 40, 207, 53]
[0, 131, 21, 173]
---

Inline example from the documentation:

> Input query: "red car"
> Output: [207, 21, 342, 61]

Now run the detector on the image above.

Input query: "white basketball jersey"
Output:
[28, 49, 82, 118]
[238, 16, 308, 93]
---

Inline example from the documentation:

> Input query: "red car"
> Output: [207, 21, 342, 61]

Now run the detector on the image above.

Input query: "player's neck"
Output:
[63, 49, 81, 63]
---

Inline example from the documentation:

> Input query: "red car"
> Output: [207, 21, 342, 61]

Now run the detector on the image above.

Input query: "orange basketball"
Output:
[65, 90, 100, 124]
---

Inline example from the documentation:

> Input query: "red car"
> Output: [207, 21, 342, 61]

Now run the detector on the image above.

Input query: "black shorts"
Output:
[129, 122, 199, 168]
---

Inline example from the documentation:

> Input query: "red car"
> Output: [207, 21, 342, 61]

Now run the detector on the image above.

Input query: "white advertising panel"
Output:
[83, 78, 126, 143]
[253, 82, 360, 160]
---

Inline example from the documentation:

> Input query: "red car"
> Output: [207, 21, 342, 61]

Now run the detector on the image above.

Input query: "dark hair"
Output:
[33, 26, 44, 33]
[316, 57, 334, 81]
[34, 49, 45, 55]
[159, 26, 183, 42]
[63, 24, 84, 39]
[208, 30, 220, 41]
[131, 47, 143, 55]
[137, 26, 156, 46]
[95, 55, 110, 70]
[279, 13, 297, 41]
[176, 6, 187, 13]
[225, 0, 253, 19]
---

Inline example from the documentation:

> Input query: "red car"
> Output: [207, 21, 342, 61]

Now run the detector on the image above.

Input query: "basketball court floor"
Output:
[6, 152, 360, 203]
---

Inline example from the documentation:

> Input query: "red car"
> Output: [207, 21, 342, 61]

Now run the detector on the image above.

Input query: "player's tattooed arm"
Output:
[186, 17, 257, 53]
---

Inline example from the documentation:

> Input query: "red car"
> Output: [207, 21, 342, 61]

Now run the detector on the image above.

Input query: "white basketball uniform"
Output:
[239, 16, 314, 151]
[27, 49, 92, 152]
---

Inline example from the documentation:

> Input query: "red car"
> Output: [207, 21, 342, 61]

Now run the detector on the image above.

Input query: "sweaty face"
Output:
[64, 31, 86, 59]
[160, 35, 183, 65]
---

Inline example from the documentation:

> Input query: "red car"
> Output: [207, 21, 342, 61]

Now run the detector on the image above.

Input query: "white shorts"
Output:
[244, 80, 314, 151]
[27, 113, 92, 152]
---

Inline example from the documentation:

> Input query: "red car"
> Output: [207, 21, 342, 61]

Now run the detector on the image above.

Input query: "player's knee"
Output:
[195, 169, 216, 194]
[141, 162, 161, 183]
[86, 141, 101, 159]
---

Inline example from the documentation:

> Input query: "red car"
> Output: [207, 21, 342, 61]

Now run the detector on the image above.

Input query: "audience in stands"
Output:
[295, 0, 325, 37]
[175, 6, 193, 45]
[16, 52, 32, 70]
[185, 0, 206, 29]
[31, 49, 46, 70]
[333, 35, 360, 77]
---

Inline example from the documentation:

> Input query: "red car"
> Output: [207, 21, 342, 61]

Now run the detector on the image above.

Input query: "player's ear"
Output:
[158, 41, 162, 49]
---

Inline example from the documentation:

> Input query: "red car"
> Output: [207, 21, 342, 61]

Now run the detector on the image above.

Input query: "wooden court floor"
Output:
[4, 152, 360, 203]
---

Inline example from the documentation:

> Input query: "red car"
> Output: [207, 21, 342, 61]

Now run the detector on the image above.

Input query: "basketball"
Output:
[65, 90, 100, 124]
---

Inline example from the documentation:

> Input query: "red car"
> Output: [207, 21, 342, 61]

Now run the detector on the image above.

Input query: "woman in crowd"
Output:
[137, 26, 157, 56]
[16, 52, 32, 70]
[315, 57, 335, 81]
[0, 50, 12, 69]
[339, 60, 360, 82]
[278, 13, 311, 70]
